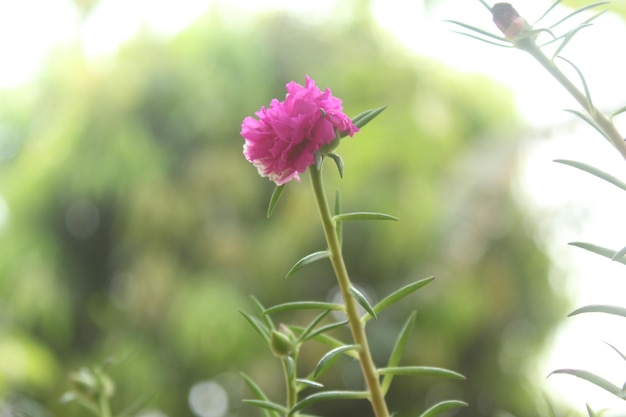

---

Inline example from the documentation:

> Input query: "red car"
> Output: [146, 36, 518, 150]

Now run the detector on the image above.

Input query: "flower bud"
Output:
[491, 3, 530, 40]
[270, 325, 296, 358]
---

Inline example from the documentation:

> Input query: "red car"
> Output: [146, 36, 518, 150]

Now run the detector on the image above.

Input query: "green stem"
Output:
[517, 37, 626, 161]
[98, 395, 112, 417]
[283, 356, 298, 417]
[309, 163, 390, 417]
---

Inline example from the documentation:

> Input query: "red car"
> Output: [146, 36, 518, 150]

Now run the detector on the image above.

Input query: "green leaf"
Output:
[297, 310, 331, 343]
[349, 286, 377, 320]
[613, 246, 626, 261]
[251, 295, 276, 331]
[563, 109, 610, 142]
[569, 242, 626, 266]
[362, 277, 435, 323]
[264, 302, 345, 315]
[243, 399, 289, 414]
[349, 106, 387, 130]
[313, 345, 360, 378]
[296, 378, 324, 389]
[289, 323, 357, 358]
[604, 341, 626, 363]
[611, 104, 626, 120]
[554, 159, 626, 192]
[285, 251, 330, 278]
[586, 404, 598, 417]
[333, 212, 399, 222]
[240, 373, 280, 417]
[240, 311, 270, 344]
[550, 369, 626, 400]
[418, 400, 468, 417]
[328, 153, 344, 178]
[549, 2, 609, 29]
[568, 304, 626, 318]
[267, 185, 285, 219]
[290, 391, 369, 414]
[381, 311, 417, 395]
[535, 0, 562, 25]
[556, 56, 593, 113]
[552, 24, 592, 60]
[445, 20, 509, 44]
[377, 366, 466, 380]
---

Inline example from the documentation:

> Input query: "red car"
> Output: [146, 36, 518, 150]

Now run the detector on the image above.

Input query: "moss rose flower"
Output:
[241, 75, 359, 185]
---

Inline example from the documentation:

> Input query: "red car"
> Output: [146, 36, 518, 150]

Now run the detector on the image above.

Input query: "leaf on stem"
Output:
[535, 0, 562, 25]
[328, 153, 344, 178]
[604, 341, 626, 363]
[243, 399, 289, 414]
[554, 159, 626, 192]
[289, 322, 357, 358]
[241, 373, 281, 417]
[548, 2, 609, 29]
[285, 251, 330, 279]
[296, 378, 324, 389]
[250, 295, 276, 331]
[297, 310, 331, 343]
[445, 20, 511, 47]
[267, 185, 285, 219]
[552, 23, 592, 59]
[549, 369, 626, 400]
[611, 104, 626, 120]
[350, 106, 387, 131]
[587, 404, 598, 417]
[563, 109, 610, 142]
[613, 246, 626, 261]
[418, 400, 469, 417]
[289, 391, 370, 414]
[381, 311, 417, 395]
[313, 344, 361, 378]
[362, 277, 435, 323]
[349, 286, 377, 320]
[556, 56, 593, 113]
[333, 212, 399, 222]
[569, 242, 626, 266]
[568, 304, 626, 318]
[377, 366, 466, 380]
[264, 301, 345, 315]
[240, 311, 270, 344]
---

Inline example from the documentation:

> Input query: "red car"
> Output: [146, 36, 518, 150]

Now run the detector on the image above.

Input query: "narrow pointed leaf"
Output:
[381, 311, 417, 395]
[363, 277, 435, 323]
[243, 400, 289, 414]
[378, 366, 465, 380]
[554, 159, 626, 192]
[297, 379, 324, 389]
[333, 212, 399, 222]
[550, 369, 625, 399]
[568, 304, 626, 318]
[328, 153, 344, 178]
[290, 391, 369, 414]
[604, 341, 626, 363]
[613, 246, 626, 261]
[535, 0, 562, 24]
[611, 104, 626, 120]
[289, 322, 357, 359]
[552, 24, 592, 59]
[569, 242, 626, 265]
[241, 373, 281, 417]
[349, 286, 377, 320]
[285, 251, 330, 278]
[556, 56, 593, 112]
[549, 2, 609, 29]
[240, 311, 270, 344]
[445, 20, 508, 42]
[313, 345, 360, 378]
[563, 109, 610, 142]
[297, 310, 331, 343]
[251, 295, 275, 331]
[419, 400, 469, 417]
[586, 404, 597, 417]
[264, 302, 345, 315]
[349, 106, 387, 130]
[450, 31, 512, 47]
[267, 185, 285, 219]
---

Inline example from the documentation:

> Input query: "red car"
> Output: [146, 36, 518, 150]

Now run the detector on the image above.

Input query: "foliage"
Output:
[0, 3, 564, 417]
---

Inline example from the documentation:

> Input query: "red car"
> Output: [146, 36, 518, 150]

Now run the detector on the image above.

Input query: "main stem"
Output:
[518, 37, 626, 161]
[309, 164, 390, 417]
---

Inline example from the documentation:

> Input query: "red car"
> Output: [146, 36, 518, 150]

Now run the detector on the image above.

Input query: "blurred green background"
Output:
[1, 0, 616, 416]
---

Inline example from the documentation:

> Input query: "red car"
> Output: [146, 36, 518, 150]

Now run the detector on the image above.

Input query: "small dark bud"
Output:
[492, 3, 529, 40]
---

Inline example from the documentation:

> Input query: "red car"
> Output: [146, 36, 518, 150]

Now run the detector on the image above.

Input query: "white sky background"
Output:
[1, 0, 626, 414]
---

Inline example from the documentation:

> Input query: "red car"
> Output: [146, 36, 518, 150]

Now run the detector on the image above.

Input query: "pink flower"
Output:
[241, 75, 359, 185]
